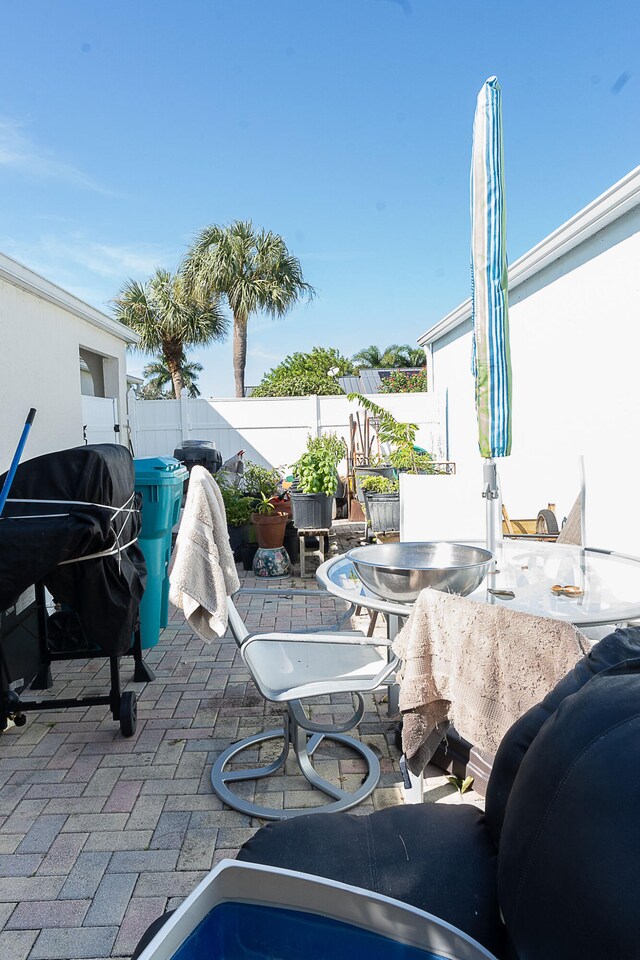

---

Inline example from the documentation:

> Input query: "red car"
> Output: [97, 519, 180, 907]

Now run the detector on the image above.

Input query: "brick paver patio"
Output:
[0, 532, 480, 960]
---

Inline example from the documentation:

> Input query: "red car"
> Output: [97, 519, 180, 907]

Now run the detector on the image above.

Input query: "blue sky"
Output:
[1, 0, 638, 395]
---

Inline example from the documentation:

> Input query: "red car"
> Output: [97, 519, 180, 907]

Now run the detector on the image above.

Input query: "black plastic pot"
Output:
[227, 523, 250, 561]
[354, 466, 396, 502]
[241, 542, 259, 571]
[363, 492, 400, 534]
[283, 522, 300, 562]
[290, 492, 334, 531]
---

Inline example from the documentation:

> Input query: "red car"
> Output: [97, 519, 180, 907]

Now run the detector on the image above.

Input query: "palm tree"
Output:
[352, 344, 385, 368]
[401, 347, 427, 367]
[113, 268, 227, 399]
[183, 221, 314, 397]
[352, 343, 427, 369]
[142, 355, 203, 398]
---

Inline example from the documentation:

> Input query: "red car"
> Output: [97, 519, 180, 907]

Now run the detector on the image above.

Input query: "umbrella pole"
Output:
[483, 459, 500, 566]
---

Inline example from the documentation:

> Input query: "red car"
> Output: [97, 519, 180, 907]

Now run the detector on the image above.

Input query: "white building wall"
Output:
[0, 270, 131, 472]
[425, 205, 640, 550]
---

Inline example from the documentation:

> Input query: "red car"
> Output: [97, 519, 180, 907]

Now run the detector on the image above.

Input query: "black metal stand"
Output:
[2, 582, 151, 738]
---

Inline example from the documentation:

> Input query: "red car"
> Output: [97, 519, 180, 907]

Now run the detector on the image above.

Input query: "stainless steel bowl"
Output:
[347, 541, 493, 603]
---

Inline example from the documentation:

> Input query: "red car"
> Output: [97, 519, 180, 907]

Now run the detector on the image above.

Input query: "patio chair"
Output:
[237, 626, 640, 959]
[210, 588, 398, 819]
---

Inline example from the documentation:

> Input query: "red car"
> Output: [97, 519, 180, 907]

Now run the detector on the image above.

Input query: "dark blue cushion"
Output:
[239, 802, 504, 957]
[498, 662, 640, 960]
[484, 626, 640, 846]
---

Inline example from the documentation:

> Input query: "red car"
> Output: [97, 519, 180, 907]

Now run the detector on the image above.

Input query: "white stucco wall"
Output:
[0, 257, 135, 473]
[422, 202, 640, 553]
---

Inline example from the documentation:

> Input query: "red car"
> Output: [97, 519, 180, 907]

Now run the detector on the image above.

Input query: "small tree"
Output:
[251, 347, 355, 397]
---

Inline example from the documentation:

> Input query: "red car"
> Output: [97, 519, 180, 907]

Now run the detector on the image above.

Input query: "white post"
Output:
[483, 459, 500, 567]
[180, 389, 191, 442]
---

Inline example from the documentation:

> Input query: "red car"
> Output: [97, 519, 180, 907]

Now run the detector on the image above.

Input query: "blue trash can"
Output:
[134, 457, 188, 649]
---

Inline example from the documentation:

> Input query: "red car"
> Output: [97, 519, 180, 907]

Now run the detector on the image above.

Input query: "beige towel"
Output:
[169, 466, 240, 642]
[392, 589, 588, 774]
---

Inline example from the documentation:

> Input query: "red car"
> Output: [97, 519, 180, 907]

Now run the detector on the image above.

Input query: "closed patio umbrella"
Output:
[471, 76, 512, 558]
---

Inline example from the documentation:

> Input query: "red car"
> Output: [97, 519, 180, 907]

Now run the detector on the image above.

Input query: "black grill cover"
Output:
[0, 444, 146, 656]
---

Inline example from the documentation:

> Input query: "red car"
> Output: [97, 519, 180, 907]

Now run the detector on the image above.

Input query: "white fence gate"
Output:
[128, 392, 447, 469]
[82, 396, 120, 445]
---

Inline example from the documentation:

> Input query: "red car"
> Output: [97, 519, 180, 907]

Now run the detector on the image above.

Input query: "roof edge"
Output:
[0, 251, 139, 345]
[419, 164, 640, 346]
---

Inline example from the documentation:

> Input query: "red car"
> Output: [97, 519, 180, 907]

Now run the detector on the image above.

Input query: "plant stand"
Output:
[298, 528, 330, 578]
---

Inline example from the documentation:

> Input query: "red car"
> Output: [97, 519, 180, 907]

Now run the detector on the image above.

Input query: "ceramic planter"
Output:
[251, 512, 288, 549]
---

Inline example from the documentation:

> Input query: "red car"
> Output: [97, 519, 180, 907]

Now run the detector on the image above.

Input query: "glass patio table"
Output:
[316, 539, 640, 635]
[318, 539, 640, 798]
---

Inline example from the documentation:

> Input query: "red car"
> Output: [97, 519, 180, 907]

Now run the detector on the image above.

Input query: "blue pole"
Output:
[0, 408, 37, 517]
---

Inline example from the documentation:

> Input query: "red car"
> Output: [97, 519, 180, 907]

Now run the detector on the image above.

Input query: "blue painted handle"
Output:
[0, 408, 37, 517]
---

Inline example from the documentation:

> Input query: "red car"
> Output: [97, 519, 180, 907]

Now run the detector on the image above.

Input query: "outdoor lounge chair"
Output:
[210, 588, 398, 819]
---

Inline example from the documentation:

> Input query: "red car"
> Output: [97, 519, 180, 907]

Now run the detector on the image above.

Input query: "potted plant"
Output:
[348, 395, 440, 500]
[360, 474, 400, 535]
[251, 494, 289, 549]
[217, 479, 253, 559]
[290, 436, 343, 531]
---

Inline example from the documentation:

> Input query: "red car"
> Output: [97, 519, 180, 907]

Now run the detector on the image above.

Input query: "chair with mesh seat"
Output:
[210, 593, 398, 820]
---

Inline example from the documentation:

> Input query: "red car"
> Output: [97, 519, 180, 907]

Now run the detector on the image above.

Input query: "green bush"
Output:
[217, 480, 253, 527]
[306, 433, 347, 465]
[360, 475, 399, 494]
[379, 369, 428, 394]
[251, 347, 355, 397]
[241, 461, 281, 501]
[389, 448, 438, 473]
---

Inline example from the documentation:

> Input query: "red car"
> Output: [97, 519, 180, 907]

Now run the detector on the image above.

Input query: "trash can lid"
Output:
[134, 456, 189, 484]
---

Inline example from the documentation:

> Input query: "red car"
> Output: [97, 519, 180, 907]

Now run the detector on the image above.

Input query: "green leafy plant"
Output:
[252, 493, 277, 516]
[306, 433, 347, 465]
[217, 480, 253, 527]
[360, 475, 399, 494]
[293, 448, 338, 496]
[447, 775, 475, 796]
[388, 448, 436, 474]
[241, 461, 281, 501]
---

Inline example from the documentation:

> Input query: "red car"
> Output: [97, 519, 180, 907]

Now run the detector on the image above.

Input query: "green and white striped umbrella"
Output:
[471, 76, 512, 460]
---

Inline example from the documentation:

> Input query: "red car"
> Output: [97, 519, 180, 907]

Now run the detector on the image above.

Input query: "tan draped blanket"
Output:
[169, 466, 240, 642]
[392, 589, 588, 775]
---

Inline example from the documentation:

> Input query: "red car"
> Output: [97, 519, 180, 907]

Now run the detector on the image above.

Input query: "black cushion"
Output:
[239, 802, 505, 957]
[484, 626, 640, 846]
[498, 662, 640, 960]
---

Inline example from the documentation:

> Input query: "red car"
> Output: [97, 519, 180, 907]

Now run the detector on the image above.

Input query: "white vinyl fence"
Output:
[128, 391, 447, 470]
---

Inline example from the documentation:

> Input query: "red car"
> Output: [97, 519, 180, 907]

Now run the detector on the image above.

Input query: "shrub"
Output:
[379, 369, 428, 394]
[360, 475, 399, 494]
[241, 462, 281, 501]
[217, 480, 253, 527]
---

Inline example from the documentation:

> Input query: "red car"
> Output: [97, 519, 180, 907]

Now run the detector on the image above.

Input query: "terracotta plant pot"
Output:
[251, 512, 288, 549]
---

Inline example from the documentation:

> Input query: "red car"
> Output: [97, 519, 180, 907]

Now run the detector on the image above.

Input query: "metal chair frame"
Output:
[211, 590, 397, 820]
